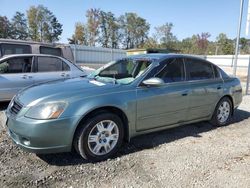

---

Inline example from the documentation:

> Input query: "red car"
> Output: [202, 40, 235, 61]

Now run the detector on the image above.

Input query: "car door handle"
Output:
[181, 90, 189, 96]
[217, 86, 222, 90]
[61, 73, 70, 77]
[22, 75, 33, 79]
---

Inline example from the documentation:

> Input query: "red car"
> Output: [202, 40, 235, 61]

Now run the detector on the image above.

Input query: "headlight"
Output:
[25, 102, 67, 120]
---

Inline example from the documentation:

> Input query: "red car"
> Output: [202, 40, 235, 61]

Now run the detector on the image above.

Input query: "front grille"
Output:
[9, 100, 23, 116]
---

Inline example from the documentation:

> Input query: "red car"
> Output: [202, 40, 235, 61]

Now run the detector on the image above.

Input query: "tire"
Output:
[210, 97, 232, 126]
[73, 112, 124, 161]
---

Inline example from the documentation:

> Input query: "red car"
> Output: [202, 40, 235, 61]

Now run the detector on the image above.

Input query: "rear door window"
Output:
[0, 57, 32, 74]
[185, 59, 214, 80]
[62, 62, 70, 71]
[37, 56, 62, 72]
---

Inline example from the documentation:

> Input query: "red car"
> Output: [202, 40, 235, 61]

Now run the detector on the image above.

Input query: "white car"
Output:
[0, 54, 93, 101]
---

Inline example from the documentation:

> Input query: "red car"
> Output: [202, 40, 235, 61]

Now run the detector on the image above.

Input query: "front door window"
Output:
[0, 57, 32, 74]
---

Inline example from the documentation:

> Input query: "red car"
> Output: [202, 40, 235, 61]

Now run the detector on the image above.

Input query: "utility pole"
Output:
[233, 0, 244, 76]
[215, 45, 219, 55]
[74, 38, 77, 64]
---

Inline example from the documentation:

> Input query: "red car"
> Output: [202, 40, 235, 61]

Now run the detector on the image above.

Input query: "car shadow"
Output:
[38, 108, 250, 166]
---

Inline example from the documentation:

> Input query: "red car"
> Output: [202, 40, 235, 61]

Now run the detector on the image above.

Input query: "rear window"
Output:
[40, 46, 62, 56]
[213, 66, 221, 78]
[219, 68, 230, 79]
[0, 44, 31, 56]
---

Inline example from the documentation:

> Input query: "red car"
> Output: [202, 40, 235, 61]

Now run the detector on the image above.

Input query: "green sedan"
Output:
[5, 54, 242, 161]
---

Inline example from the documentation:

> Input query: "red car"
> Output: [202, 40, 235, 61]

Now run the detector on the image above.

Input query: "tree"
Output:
[142, 37, 158, 48]
[27, 5, 62, 42]
[119, 13, 150, 49]
[216, 33, 234, 55]
[11, 12, 28, 40]
[0, 16, 12, 38]
[86, 8, 100, 46]
[99, 11, 110, 47]
[240, 37, 250, 54]
[134, 16, 150, 48]
[27, 6, 39, 41]
[98, 11, 119, 48]
[45, 16, 63, 42]
[68, 22, 87, 45]
[196, 32, 211, 55]
[179, 37, 194, 54]
[154, 22, 177, 49]
[206, 41, 217, 55]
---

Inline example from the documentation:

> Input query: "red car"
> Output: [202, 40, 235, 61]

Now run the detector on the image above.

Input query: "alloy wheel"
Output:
[87, 120, 119, 156]
[217, 101, 230, 124]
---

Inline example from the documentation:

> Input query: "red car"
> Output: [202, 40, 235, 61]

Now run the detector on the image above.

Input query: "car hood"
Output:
[15, 77, 121, 107]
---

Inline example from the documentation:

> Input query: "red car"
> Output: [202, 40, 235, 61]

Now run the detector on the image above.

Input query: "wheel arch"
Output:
[219, 94, 234, 115]
[72, 106, 130, 147]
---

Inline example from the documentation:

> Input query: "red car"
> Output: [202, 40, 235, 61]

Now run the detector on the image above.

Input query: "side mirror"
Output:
[142, 77, 165, 87]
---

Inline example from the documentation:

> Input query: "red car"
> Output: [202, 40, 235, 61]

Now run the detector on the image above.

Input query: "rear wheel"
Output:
[210, 97, 232, 126]
[74, 112, 124, 161]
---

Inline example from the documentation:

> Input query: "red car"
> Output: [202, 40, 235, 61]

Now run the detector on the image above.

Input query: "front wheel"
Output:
[210, 97, 232, 126]
[74, 112, 124, 161]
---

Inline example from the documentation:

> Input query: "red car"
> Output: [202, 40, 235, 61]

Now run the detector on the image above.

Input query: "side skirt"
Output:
[129, 117, 211, 140]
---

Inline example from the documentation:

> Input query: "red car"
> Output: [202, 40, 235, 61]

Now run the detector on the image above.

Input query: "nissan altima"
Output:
[5, 54, 242, 161]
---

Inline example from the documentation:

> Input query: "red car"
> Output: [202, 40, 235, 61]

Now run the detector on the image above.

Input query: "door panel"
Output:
[31, 72, 66, 84]
[0, 56, 34, 101]
[184, 58, 223, 121]
[136, 83, 189, 131]
[186, 79, 223, 121]
[0, 73, 34, 101]
[136, 57, 188, 131]
[32, 56, 68, 84]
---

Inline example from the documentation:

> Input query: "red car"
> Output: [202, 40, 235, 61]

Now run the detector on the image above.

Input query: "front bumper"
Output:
[6, 112, 80, 154]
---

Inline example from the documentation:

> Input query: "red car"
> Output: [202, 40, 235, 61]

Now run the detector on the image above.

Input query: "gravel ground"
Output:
[0, 97, 250, 188]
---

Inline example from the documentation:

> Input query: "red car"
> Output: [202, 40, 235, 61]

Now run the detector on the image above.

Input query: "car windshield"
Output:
[88, 58, 152, 84]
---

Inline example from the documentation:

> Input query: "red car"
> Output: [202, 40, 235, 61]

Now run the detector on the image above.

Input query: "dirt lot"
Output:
[1, 97, 250, 188]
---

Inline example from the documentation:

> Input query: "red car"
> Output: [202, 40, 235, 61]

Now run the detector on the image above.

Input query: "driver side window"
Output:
[156, 58, 185, 83]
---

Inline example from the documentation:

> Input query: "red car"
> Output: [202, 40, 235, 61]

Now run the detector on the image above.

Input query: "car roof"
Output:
[0, 54, 65, 60]
[0, 38, 70, 47]
[128, 53, 207, 63]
